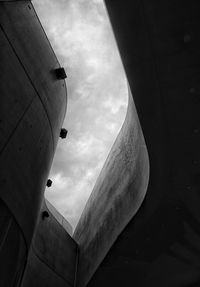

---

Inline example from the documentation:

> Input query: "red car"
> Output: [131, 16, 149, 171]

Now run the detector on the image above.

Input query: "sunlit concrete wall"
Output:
[46, 199, 73, 237]
[73, 87, 149, 287]
[0, 1, 77, 286]
[85, 1, 200, 286]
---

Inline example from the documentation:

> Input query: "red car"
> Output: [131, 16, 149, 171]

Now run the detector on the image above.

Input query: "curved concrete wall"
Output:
[86, 1, 200, 286]
[0, 199, 27, 287]
[21, 200, 78, 287]
[0, 1, 69, 285]
[73, 87, 149, 287]
[0, 0, 66, 247]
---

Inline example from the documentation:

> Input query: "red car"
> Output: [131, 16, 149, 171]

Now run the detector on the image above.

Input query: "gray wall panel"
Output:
[0, 97, 54, 245]
[0, 1, 67, 150]
[0, 27, 35, 155]
[0, 1, 72, 286]
[0, 0, 67, 249]
[46, 199, 73, 236]
[21, 247, 73, 287]
[86, 1, 200, 286]
[74, 89, 149, 287]
[22, 200, 78, 287]
[0, 199, 27, 287]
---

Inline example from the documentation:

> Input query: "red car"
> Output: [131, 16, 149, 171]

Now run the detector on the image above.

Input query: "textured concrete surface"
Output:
[86, 1, 200, 286]
[74, 88, 149, 287]
[21, 200, 78, 287]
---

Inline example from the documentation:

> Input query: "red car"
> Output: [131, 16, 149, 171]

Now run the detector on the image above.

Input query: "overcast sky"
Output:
[33, 0, 128, 231]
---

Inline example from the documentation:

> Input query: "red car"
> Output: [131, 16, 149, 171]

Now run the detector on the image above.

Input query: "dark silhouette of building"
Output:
[1, 0, 200, 286]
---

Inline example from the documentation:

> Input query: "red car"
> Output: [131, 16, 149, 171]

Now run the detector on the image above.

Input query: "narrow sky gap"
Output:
[33, 0, 128, 231]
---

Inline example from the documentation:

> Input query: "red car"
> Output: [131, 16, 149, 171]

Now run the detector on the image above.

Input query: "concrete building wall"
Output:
[73, 88, 149, 287]
[0, 1, 79, 286]
[21, 200, 78, 287]
[46, 199, 73, 237]
[0, 199, 27, 287]
[0, 0, 66, 247]
[85, 1, 200, 286]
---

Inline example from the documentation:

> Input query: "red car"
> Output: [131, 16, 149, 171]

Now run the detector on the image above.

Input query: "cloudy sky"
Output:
[33, 0, 128, 231]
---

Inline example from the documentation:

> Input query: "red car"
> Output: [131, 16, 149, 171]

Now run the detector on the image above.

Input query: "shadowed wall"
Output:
[0, 1, 78, 286]
[21, 200, 78, 287]
[74, 87, 149, 287]
[85, 1, 200, 286]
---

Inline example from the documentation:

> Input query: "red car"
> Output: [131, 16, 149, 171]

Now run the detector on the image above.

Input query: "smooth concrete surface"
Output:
[0, 1, 67, 150]
[0, 94, 53, 246]
[85, 1, 200, 286]
[0, 1, 71, 286]
[0, 0, 67, 246]
[3, 0, 200, 286]
[0, 25, 36, 157]
[21, 250, 73, 287]
[21, 200, 78, 287]
[0, 199, 26, 287]
[74, 88, 149, 287]
[46, 199, 73, 236]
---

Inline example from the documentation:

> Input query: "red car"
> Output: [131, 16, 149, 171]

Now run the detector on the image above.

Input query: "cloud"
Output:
[33, 0, 128, 231]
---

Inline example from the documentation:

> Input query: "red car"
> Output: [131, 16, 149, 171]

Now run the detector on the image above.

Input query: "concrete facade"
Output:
[83, 1, 200, 286]
[0, 0, 66, 245]
[46, 199, 73, 237]
[1, 0, 200, 286]
[0, 1, 78, 286]
[73, 88, 149, 287]
[21, 200, 78, 287]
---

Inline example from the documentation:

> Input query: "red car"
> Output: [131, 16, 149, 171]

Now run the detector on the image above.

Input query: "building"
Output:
[0, 1, 78, 286]
[1, 0, 200, 286]
[74, 1, 200, 286]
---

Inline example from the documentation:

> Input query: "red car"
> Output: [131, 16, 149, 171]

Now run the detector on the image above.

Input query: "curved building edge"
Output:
[86, 1, 200, 286]
[0, 1, 76, 286]
[73, 86, 149, 287]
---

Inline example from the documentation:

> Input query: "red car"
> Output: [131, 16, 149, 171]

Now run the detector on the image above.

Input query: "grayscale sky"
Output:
[33, 0, 128, 231]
